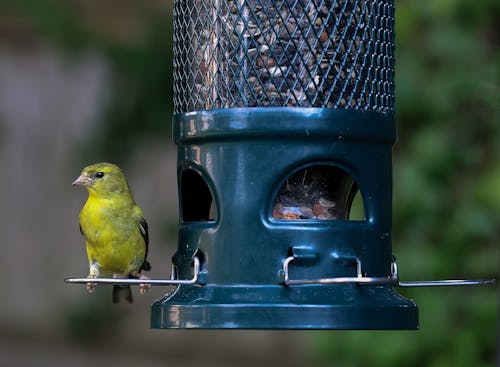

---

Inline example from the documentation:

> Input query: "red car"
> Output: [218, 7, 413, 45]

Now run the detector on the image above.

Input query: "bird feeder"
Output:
[149, 0, 493, 329]
[66, 0, 495, 329]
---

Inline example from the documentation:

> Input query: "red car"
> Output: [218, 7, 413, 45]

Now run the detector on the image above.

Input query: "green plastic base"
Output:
[155, 108, 419, 330]
[151, 285, 419, 329]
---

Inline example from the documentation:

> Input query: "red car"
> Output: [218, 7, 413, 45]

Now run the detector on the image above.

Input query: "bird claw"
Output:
[138, 274, 151, 294]
[86, 274, 98, 293]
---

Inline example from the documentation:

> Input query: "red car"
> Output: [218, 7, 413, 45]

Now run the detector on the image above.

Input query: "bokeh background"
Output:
[0, 0, 498, 366]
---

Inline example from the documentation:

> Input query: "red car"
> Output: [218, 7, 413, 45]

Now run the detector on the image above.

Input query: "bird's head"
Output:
[73, 162, 132, 199]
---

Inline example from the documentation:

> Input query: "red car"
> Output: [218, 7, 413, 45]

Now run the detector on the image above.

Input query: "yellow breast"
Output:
[80, 196, 146, 275]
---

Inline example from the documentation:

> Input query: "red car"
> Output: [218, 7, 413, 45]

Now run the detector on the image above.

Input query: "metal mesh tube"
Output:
[173, 0, 394, 114]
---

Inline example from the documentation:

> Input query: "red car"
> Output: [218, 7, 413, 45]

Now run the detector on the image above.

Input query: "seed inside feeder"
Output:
[173, 0, 395, 113]
[273, 166, 358, 220]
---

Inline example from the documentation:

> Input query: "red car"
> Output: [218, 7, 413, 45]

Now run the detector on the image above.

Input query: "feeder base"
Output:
[151, 285, 418, 329]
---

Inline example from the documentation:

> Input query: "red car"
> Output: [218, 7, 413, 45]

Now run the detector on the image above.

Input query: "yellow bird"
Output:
[73, 162, 151, 303]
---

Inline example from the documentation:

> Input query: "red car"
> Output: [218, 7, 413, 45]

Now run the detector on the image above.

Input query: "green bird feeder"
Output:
[151, 0, 419, 329]
[64, 0, 494, 329]
[147, 0, 494, 329]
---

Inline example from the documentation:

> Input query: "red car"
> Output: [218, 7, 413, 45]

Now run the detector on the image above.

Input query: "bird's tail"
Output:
[112, 285, 133, 304]
[141, 260, 151, 272]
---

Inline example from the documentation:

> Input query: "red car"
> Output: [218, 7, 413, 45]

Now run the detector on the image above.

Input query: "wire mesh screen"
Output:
[173, 0, 394, 114]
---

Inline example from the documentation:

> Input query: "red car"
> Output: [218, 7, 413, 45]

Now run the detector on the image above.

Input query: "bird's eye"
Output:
[95, 171, 105, 179]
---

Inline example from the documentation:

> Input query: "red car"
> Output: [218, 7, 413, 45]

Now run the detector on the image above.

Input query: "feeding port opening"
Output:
[272, 164, 365, 221]
[180, 169, 216, 222]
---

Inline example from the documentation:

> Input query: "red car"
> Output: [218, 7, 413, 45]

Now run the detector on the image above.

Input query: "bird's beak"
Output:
[72, 173, 92, 187]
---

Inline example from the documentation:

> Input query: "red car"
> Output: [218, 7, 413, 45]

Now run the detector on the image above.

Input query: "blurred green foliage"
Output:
[3, 0, 498, 365]
[313, 0, 499, 366]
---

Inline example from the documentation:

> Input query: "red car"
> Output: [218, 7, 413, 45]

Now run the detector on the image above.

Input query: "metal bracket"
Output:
[281, 255, 496, 287]
[65, 256, 201, 286]
[281, 255, 398, 286]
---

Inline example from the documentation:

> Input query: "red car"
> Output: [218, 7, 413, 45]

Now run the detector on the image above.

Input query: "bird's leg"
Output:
[86, 261, 100, 293]
[131, 271, 151, 294]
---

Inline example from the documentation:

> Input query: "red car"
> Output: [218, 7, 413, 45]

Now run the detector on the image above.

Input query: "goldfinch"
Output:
[73, 162, 151, 303]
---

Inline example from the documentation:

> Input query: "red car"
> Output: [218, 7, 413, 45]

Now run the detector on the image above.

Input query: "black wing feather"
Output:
[138, 217, 151, 271]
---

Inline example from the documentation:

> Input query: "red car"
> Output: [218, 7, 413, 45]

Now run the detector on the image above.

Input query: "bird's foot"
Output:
[86, 274, 98, 293]
[138, 274, 151, 294]
[130, 271, 151, 294]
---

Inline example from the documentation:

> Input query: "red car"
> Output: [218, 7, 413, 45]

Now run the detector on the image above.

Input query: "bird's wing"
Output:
[138, 216, 149, 246]
[138, 216, 151, 271]
[79, 224, 84, 236]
